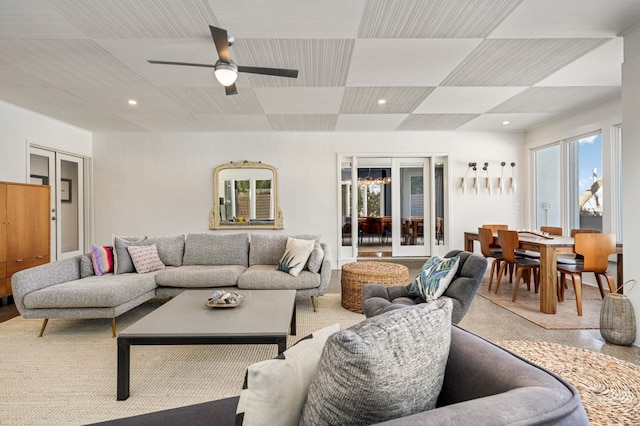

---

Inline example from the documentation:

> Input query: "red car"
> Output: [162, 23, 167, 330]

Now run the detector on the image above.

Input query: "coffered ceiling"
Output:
[0, 0, 638, 132]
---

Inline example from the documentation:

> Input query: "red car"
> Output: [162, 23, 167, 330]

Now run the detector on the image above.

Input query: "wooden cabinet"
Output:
[0, 181, 51, 298]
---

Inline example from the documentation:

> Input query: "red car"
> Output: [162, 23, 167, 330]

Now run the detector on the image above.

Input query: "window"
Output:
[533, 131, 615, 234]
[568, 133, 603, 231]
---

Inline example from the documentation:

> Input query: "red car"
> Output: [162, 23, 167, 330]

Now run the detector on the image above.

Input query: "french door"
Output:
[29, 147, 85, 260]
[339, 155, 442, 263]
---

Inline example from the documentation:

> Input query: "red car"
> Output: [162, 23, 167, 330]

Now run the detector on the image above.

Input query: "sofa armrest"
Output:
[11, 255, 82, 315]
[315, 243, 332, 296]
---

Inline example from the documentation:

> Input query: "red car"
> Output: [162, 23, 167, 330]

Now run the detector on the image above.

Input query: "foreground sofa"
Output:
[11, 233, 331, 337]
[89, 324, 589, 426]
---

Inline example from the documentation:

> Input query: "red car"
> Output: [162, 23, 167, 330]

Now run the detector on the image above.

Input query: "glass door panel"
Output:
[392, 158, 430, 257]
[56, 153, 84, 259]
[29, 148, 56, 259]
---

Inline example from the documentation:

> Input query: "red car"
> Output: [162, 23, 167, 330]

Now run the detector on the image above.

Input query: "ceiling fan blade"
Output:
[147, 60, 215, 68]
[237, 65, 298, 78]
[225, 83, 238, 96]
[209, 25, 231, 63]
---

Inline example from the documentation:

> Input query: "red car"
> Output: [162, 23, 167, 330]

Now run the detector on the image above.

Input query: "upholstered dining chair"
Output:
[478, 227, 505, 292]
[557, 233, 617, 316]
[495, 230, 540, 302]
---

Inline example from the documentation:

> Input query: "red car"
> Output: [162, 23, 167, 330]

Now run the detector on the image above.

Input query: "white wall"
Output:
[92, 131, 525, 261]
[622, 24, 640, 345]
[0, 101, 92, 183]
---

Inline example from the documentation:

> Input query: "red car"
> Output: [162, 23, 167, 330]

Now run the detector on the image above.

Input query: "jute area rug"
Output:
[477, 276, 604, 329]
[0, 294, 364, 426]
[499, 340, 640, 425]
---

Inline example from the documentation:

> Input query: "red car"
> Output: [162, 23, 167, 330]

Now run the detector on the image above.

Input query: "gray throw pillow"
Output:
[79, 253, 95, 278]
[306, 242, 324, 273]
[300, 299, 452, 426]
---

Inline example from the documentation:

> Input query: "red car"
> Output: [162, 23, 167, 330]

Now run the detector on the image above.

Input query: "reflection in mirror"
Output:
[210, 160, 283, 230]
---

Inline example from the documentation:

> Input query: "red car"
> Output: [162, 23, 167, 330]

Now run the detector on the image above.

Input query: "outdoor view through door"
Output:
[340, 156, 446, 261]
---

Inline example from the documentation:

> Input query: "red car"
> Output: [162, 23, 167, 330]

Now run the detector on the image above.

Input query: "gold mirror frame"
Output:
[210, 160, 283, 230]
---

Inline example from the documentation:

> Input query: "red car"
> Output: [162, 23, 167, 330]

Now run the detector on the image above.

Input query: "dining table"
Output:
[464, 231, 623, 314]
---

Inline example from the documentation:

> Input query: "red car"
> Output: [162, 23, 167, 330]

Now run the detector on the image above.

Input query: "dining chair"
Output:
[540, 226, 563, 236]
[482, 224, 508, 250]
[557, 233, 616, 316]
[495, 230, 540, 302]
[557, 228, 602, 265]
[478, 227, 505, 292]
[365, 216, 384, 244]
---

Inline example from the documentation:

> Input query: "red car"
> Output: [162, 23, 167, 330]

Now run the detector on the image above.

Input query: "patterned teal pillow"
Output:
[409, 256, 460, 301]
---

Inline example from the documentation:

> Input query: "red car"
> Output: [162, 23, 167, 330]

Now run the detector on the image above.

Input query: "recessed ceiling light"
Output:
[128, 99, 138, 106]
[502, 120, 510, 125]
[377, 99, 386, 105]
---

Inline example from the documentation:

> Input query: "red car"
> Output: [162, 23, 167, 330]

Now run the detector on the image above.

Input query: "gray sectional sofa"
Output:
[11, 233, 331, 337]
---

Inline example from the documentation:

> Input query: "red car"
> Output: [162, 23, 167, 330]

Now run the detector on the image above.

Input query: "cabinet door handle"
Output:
[37, 256, 44, 259]
[15, 259, 23, 262]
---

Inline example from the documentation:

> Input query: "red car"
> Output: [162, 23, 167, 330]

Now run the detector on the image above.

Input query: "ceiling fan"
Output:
[147, 25, 298, 95]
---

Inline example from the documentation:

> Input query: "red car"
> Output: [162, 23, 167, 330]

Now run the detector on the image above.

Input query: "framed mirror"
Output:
[210, 160, 283, 230]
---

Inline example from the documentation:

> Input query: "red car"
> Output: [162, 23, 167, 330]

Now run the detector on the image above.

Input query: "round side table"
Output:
[341, 261, 410, 313]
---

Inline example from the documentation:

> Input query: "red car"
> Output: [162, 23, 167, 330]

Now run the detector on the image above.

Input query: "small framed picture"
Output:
[61, 178, 72, 203]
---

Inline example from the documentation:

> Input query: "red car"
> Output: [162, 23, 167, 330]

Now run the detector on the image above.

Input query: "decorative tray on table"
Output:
[205, 290, 245, 308]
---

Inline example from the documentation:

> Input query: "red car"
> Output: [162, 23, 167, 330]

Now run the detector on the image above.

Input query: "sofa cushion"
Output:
[238, 265, 321, 290]
[155, 265, 246, 288]
[249, 234, 319, 266]
[22, 273, 158, 309]
[409, 256, 460, 301]
[306, 242, 324, 274]
[277, 237, 315, 277]
[236, 324, 340, 426]
[183, 233, 249, 267]
[300, 299, 452, 426]
[113, 235, 185, 274]
[127, 244, 165, 274]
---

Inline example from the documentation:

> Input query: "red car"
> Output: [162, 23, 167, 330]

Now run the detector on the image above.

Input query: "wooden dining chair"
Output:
[557, 233, 616, 316]
[478, 227, 505, 291]
[540, 226, 563, 236]
[495, 230, 540, 302]
[482, 224, 508, 249]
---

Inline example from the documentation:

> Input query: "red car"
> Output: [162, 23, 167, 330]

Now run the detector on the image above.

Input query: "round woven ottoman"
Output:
[341, 261, 410, 313]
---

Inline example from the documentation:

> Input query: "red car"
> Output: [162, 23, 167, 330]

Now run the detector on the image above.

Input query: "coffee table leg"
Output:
[290, 298, 296, 336]
[277, 337, 287, 355]
[117, 337, 130, 400]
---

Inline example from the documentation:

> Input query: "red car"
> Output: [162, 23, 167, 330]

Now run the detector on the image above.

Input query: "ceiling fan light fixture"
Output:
[214, 62, 238, 86]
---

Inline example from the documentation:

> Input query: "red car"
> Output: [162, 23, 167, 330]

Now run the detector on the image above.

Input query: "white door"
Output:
[28, 147, 85, 260]
[56, 153, 85, 259]
[29, 147, 56, 259]
[391, 158, 430, 257]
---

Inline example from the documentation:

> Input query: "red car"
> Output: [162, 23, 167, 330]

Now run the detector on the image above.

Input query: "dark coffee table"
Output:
[117, 289, 296, 400]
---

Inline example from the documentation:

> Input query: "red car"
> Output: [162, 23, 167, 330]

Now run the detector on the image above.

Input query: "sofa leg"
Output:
[38, 319, 49, 337]
[311, 296, 317, 312]
[111, 318, 117, 338]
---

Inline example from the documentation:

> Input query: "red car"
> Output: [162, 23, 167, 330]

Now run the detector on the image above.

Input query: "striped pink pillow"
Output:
[91, 244, 114, 276]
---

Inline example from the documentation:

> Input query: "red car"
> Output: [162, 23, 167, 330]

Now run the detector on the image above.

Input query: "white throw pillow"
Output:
[277, 237, 315, 277]
[236, 323, 340, 426]
[126, 244, 165, 274]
